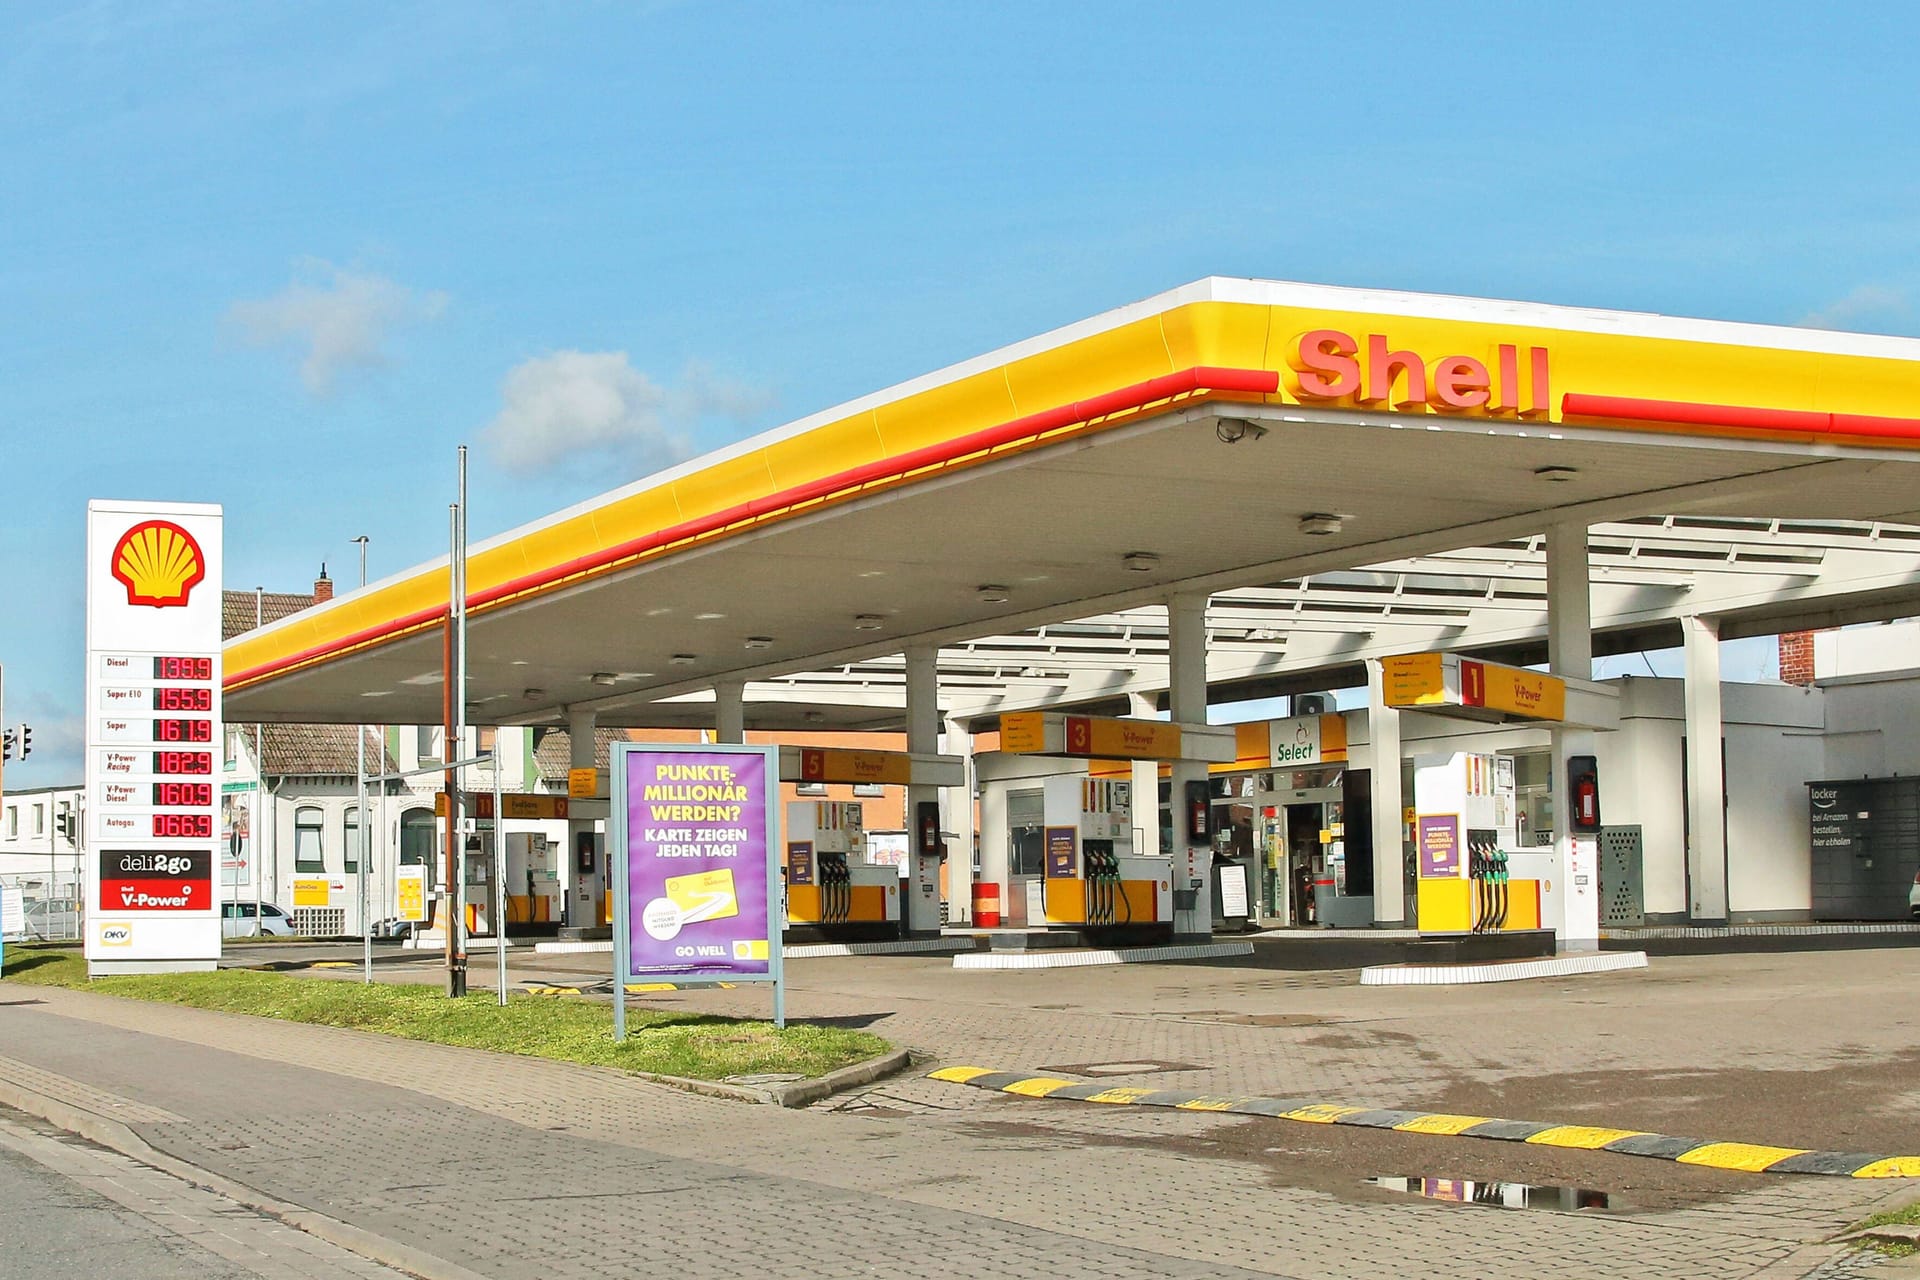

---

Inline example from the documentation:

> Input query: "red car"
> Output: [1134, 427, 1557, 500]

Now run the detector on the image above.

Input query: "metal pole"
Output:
[494, 755, 507, 1005]
[444, 504, 464, 996]
[354, 535, 371, 983]
[254, 587, 264, 937]
[456, 448, 470, 991]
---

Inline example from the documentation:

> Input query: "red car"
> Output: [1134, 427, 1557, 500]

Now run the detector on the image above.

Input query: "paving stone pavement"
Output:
[3, 947, 1918, 1279]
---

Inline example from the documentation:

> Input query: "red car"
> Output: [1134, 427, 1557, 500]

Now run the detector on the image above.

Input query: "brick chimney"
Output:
[313, 564, 333, 604]
[1779, 630, 1816, 686]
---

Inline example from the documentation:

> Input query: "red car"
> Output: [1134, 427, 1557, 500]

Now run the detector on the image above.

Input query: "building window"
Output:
[1008, 788, 1045, 878]
[476, 726, 497, 755]
[343, 806, 362, 874]
[400, 808, 435, 868]
[5, 806, 15, 838]
[416, 726, 440, 763]
[33, 804, 45, 835]
[294, 806, 324, 873]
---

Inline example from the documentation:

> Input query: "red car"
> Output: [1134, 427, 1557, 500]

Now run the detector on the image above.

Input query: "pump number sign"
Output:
[84, 501, 223, 975]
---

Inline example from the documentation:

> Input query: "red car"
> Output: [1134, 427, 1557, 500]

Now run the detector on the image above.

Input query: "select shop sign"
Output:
[98, 848, 212, 912]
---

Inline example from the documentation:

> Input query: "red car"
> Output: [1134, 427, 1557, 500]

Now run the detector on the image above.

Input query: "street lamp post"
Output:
[353, 534, 371, 983]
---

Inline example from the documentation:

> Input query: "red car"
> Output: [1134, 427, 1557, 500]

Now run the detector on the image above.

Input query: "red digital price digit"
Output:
[152, 782, 212, 807]
[155, 687, 212, 712]
[152, 751, 213, 775]
[151, 814, 212, 839]
[153, 718, 211, 743]
[153, 656, 212, 681]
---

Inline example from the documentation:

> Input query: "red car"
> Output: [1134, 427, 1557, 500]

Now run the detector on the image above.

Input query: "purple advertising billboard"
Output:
[1418, 814, 1461, 878]
[612, 745, 782, 1010]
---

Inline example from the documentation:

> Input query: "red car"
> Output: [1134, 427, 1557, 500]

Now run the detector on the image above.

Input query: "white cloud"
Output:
[1800, 285, 1909, 333]
[228, 260, 447, 394]
[480, 351, 774, 475]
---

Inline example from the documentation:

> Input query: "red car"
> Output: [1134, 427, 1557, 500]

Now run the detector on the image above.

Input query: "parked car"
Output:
[220, 901, 296, 938]
[1909, 869, 1919, 919]
[369, 916, 418, 942]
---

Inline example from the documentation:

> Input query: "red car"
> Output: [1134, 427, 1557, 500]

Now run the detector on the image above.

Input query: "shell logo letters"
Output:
[111, 520, 206, 608]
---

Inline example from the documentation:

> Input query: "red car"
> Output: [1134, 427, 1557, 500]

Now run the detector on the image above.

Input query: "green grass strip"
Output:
[3, 946, 886, 1084]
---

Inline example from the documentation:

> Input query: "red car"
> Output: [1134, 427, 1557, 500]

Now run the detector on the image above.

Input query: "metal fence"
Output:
[0, 872, 82, 942]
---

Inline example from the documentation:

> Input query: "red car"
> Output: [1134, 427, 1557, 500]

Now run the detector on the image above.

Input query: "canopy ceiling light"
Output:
[669, 653, 698, 665]
[1534, 465, 1580, 482]
[1298, 513, 1344, 536]
[977, 584, 1011, 603]
[1123, 551, 1159, 572]
[744, 636, 775, 649]
[589, 672, 618, 686]
[853, 614, 885, 630]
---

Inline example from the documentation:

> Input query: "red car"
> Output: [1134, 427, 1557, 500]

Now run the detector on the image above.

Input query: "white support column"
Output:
[564, 706, 604, 936]
[714, 680, 745, 745]
[1365, 660, 1406, 927]
[1545, 522, 1599, 950]
[1166, 592, 1212, 939]
[942, 713, 975, 925]
[904, 646, 943, 934]
[1682, 614, 1729, 923]
[1128, 693, 1162, 860]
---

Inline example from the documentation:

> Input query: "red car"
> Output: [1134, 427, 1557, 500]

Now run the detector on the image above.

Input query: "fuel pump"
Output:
[819, 849, 851, 923]
[1038, 775, 1171, 937]
[782, 800, 900, 939]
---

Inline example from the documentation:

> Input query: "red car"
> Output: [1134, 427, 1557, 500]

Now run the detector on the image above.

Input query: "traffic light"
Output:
[0, 728, 12, 761]
[56, 809, 74, 842]
[16, 724, 30, 759]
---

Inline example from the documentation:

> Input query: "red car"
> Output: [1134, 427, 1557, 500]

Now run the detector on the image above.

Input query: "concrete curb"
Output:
[0, 1073, 494, 1280]
[927, 1065, 1920, 1179]
[769, 1048, 915, 1108]
[1359, 950, 1649, 986]
[953, 941, 1254, 970]
[628, 1048, 916, 1108]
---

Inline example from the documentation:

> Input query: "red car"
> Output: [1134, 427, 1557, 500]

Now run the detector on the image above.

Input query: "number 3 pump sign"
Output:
[611, 742, 783, 1032]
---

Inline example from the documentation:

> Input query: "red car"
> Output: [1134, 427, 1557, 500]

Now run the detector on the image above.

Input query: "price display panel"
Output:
[85, 500, 224, 973]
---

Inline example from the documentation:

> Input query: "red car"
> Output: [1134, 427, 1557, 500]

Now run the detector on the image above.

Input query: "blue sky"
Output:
[2, 1, 1913, 785]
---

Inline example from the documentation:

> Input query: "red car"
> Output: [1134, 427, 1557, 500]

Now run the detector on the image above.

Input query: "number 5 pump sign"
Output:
[611, 742, 784, 1034]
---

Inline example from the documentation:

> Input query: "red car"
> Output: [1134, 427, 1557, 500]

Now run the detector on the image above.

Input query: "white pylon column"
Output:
[1128, 693, 1162, 860]
[1682, 614, 1729, 923]
[564, 706, 604, 935]
[1166, 592, 1212, 939]
[904, 646, 944, 934]
[1545, 523, 1599, 950]
[1366, 659, 1406, 927]
[942, 712, 975, 925]
[714, 679, 745, 745]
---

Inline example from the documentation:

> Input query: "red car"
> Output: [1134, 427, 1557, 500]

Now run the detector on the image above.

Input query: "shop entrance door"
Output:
[1273, 786, 1342, 927]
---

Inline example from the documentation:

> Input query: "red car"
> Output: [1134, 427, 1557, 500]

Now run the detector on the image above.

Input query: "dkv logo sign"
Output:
[98, 923, 133, 946]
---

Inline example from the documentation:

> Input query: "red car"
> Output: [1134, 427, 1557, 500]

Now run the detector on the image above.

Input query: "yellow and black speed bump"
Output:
[927, 1066, 1920, 1179]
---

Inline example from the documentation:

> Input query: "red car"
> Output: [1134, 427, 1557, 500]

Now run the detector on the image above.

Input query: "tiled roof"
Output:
[222, 590, 316, 642]
[248, 724, 396, 778]
[225, 588, 396, 777]
[533, 728, 639, 783]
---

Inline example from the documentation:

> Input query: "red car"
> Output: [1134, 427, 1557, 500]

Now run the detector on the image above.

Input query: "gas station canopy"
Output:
[223, 278, 1920, 728]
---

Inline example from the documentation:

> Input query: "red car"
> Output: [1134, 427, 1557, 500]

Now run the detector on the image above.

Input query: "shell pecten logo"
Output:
[110, 520, 206, 608]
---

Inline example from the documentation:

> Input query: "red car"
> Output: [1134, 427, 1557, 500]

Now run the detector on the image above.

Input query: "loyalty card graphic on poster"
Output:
[624, 748, 774, 978]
